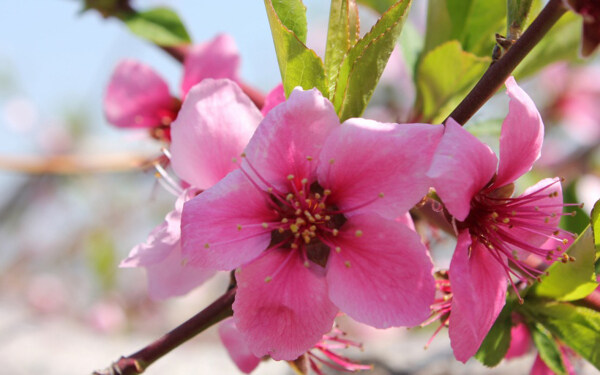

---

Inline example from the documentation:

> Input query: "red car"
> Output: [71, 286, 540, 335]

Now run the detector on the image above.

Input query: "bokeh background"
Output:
[0, 1, 598, 374]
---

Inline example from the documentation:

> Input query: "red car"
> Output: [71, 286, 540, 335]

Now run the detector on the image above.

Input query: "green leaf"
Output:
[271, 0, 308, 43]
[532, 225, 598, 301]
[560, 180, 590, 235]
[325, 0, 360, 95]
[592, 199, 600, 257]
[475, 303, 513, 367]
[423, 0, 505, 57]
[399, 20, 423, 78]
[415, 41, 490, 123]
[514, 12, 582, 79]
[530, 323, 567, 375]
[332, 0, 412, 121]
[356, 0, 396, 14]
[523, 301, 600, 370]
[264, 0, 327, 97]
[122, 7, 191, 46]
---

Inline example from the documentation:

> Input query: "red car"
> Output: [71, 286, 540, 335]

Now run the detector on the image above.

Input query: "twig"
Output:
[446, 0, 568, 125]
[92, 287, 236, 375]
[0, 153, 154, 174]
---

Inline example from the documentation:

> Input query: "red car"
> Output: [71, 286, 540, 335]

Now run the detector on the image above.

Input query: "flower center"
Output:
[461, 180, 579, 287]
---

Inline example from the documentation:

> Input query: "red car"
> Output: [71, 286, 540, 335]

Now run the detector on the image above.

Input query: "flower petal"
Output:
[326, 214, 435, 328]
[427, 118, 498, 221]
[104, 60, 174, 128]
[181, 170, 278, 270]
[317, 120, 443, 219]
[171, 79, 262, 189]
[504, 322, 531, 360]
[449, 230, 507, 363]
[243, 88, 340, 191]
[219, 318, 261, 374]
[261, 84, 285, 116]
[494, 77, 544, 188]
[233, 249, 338, 360]
[181, 34, 240, 97]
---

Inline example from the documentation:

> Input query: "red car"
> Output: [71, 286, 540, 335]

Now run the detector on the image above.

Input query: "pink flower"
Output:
[181, 87, 443, 360]
[427, 77, 573, 362]
[103, 34, 240, 139]
[564, 0, 600, 57]
[120, 79, 266, 299]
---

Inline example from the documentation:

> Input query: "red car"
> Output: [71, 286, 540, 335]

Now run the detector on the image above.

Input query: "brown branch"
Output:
[93, 287, 236, 375]
[0, 153, 154, 174]
[446, 0, 568, 125]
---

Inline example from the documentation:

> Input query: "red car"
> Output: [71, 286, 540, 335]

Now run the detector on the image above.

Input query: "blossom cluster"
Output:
[105, 35, 571, 372]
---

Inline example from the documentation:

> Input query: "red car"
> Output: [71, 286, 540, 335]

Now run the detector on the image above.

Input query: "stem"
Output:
[446, 0, 567, 125]
[92, 287, 236, 375]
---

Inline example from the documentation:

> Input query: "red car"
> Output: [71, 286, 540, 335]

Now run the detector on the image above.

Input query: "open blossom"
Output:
[427, 77, 573, 362]
[120, 79, 265, 299]
[180, 87, 442, 360]
[103, 34, 240, 139]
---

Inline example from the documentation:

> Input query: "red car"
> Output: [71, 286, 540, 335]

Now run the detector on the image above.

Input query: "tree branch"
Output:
[446, 0, 568, 125]
[92, 287, 236, 375]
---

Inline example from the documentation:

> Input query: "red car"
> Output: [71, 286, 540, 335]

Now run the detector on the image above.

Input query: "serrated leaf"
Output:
[514, 12, 582, 79]
[325, 0, 360, 94]
[271, 0, 308, 43]
[475, 303, 513, 367]
[530, 323, 567, 375]
[523, 301, 600, 370]
[423, 0, 505, 57]
[122, 7, 191, 46]
[592, 199, 600, 256]
[560, 180, 591, 235]
[265, 0, 327, 97]
[332, 0, 412, 121]
[532, 225, 598, 301]
[416, 41, 490, 123]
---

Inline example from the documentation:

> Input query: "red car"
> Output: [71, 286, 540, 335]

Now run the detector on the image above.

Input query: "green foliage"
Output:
[86, 231, 117, 291]
[592, 199, 600, 256]
[271, 0, 308, 42]
[423, 0, 505, 57]
[507, 0, 534, 36]
[331, 0, 412, 121]
[530, 323, 567, 374]
[122, 7, 191, 46]
[356, 0, 396, 14]
[560, 180, 591, 235]
[415, 41, 490, 123]
[325, 0, 360, 94]
[475, 303, 513, 367]
[514, 12, 581, 79]
[264, 0, 327, 97]
[523, 301, 600, 370]
[532, 225, 598, 301]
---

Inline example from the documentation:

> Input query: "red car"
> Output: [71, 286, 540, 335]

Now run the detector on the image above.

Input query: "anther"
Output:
[281, 218, 289, 224]
[329, 159, 335, 164]
[265, 276, 272, 283]
[344, 260, 351, 268]
[240, 152, 246, 158]
[290, 224, 299, 233]
[231, 157, 237, 163]
[286, 194, 294, 201]
[502, 218, 510, 224]
[306, 156, 313, 161]
[301, 178, 308, 185]
[378, 192, 384, 198]
[332, 229, 339, 236]
[324, 189, 332, 196]
[204, 243, 210, 249]
[237, 224, 242, 231]
[261, 222, 269, 229]
[355, 230, 363, 237]
[335, 246, 341, 253]
[304, 261, 310, 268]
[287, 174, 295, 180]
[291, 243, 299, 249]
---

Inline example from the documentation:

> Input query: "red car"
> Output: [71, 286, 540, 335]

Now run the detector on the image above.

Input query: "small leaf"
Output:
[423, 0, 505, 57]
[523, 301, 600, 370]
[122, 7, 191, 46]
[514, 12, 582, 79]
[530, 323, 567, 375]
[264, 0, 327, 97]
[356, 0, 396, 14]
[532, 225, 598, 301]
[415, 41, 490, 123]
[332, 0, 412, 121]
[475, 303, 514, 367]
[325, 0, 360, 95]
[592, 199, 600, 256]
[271, 0, 308, 43]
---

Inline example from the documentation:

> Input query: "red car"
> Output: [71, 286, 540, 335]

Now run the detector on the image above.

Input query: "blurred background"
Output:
[0, 1, 598, 374]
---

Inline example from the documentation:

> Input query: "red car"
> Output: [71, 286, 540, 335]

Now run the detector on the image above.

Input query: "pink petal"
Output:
[531, 354, 554, 375]
[326, 214, 435, 328]
[121, 190, 214, 300]
[317, 120, 443, 220]
[261, 84, 286, 116]
[449, 230, 508, 363]
[233, 249, 338, 360]
[170, 79, 262, 189]
[505, 322, 531, 359]
[181, 170, 278, 270]
[219, 318, 261, 374]
[181, 34, 240, 97]
[427, 119, 498, 221]
[104, 60, 174, 128]
[494, 77, 544, 188]
[396, 212, 416, 231]
[243, 88, 340, 191]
